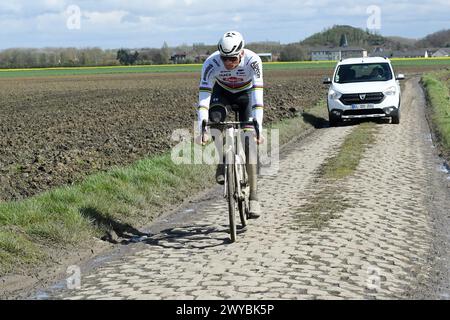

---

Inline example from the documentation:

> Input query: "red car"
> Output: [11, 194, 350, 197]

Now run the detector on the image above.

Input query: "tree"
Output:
[130, 51, 139, 65]
[116, 49, 139, 65]
[38, 52, 48, 67]
[160, 42, 170, 64]
[280, 44, 308, 61]
[79, 51, 87, 66]
[416, 29, 450, 48]
[116, 49, 127, 65]
[340, 34, 348, 47]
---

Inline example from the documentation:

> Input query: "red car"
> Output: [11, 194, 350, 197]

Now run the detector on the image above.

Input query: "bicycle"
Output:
[201, 105, 260, 243]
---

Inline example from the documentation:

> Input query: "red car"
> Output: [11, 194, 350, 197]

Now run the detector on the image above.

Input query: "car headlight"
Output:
[384, 86, 397, 96]
[328, 89, 342, 100]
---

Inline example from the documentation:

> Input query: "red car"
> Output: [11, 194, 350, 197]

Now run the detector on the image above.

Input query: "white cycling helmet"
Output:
[218, 31, 245, 57]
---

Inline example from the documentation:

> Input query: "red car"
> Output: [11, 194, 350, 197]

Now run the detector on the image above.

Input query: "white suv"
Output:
[323, 57, 404, 126]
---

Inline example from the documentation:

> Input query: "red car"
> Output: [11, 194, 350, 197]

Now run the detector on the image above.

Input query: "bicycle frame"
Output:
[201, 117, 259, 242]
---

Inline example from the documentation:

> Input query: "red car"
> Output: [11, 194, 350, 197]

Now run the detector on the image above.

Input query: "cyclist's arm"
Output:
[250, 56, 264, 133]
[197, 61, 217, 133]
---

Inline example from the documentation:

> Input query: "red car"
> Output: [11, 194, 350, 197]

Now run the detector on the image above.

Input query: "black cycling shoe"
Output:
[215, 164, 225, 185]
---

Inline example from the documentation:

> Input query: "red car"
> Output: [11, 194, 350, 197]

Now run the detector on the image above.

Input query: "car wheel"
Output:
[328, 112, 340, 127]
[391, 109, 400, 124]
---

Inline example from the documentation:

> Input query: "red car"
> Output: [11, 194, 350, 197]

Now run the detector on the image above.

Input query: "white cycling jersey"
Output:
[197, 49, 264, 132]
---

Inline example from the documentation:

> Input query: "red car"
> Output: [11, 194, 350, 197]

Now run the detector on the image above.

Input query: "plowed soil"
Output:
[0, 69, 327, 201]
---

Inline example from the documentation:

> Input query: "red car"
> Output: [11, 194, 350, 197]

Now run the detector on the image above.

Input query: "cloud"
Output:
[232, 15, 242, 23]
[121, 13, 141, 24]
[83, 10, 128, 25]
[0, 0, 449, 49]
[43, 0, 67, 10]
[0, 3, 23, 14]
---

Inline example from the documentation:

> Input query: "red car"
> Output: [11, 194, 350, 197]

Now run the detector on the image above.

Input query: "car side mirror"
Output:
[323, 77, 332, 84]
[396, 74, 405, 80]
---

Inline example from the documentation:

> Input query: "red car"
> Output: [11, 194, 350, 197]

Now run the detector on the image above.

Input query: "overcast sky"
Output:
[0, 0, 449, 49]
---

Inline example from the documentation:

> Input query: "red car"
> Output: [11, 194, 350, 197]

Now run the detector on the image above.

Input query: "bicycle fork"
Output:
[223, 127, 235, 199]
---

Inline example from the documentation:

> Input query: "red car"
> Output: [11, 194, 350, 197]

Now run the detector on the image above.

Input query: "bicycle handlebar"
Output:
[201, 119, 260, 141]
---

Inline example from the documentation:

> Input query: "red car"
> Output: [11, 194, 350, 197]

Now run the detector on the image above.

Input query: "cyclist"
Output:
[370, 66, 384, 79]
[196, 31, 264, 219]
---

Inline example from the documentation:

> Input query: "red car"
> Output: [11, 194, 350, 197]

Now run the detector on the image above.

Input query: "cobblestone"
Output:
[51, 78, 439, 300]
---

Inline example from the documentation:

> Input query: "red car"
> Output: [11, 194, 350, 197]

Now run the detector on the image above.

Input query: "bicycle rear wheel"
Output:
[226, 151, 237, 243]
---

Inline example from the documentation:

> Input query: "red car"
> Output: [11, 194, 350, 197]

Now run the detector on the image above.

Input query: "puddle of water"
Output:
[438, 159, 450, 181]
[34, 291, 50, 300]
[130, 235, 149, 243]
[438, 162, 450, 176]
[33, 280, 66, 300]
[440, 292, 450, 300]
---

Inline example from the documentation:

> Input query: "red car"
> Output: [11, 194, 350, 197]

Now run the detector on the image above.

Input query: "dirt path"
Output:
[32, 78, 450, 300]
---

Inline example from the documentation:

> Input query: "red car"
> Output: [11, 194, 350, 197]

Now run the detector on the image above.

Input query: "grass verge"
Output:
[421, 70, 450, 159]
[267, 99, 328, 146]
[0, 154, 215, 275]
[0, 99, 327, 276]
[319, 122, 377, 179]
[295, 122, 378, 229]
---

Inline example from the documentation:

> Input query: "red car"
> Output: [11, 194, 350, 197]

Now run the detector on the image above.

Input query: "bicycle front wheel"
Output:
[226, 151, 237, 243]
[238, 164, 248, 228]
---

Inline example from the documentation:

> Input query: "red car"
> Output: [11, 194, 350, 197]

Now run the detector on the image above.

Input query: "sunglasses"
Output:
[220, 56, 239, 62]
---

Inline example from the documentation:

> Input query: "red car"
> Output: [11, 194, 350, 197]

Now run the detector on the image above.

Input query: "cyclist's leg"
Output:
[233, 90, 258, 203]
[234, 91, 261, 218]
[210, 84, 230, 184]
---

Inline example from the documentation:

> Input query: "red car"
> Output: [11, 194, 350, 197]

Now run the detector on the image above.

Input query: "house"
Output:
[432, 48, 450, 57]
[393, 49, 432, 58]
[170, 53, 187, 64]
[194, 54, 209, 63]
[257, 53, 273, 62]
[370, 48, 433, 58]
[311, 47, 367, 61]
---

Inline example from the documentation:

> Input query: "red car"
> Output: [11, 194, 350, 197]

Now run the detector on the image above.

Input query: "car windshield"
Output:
[334, 63, 393, 83]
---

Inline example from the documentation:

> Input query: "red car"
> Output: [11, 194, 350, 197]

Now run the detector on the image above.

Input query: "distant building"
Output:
[432, 48, 450, 57]
[194, 54, 209, 63]
[257, 53, 273, 62]
[370, 48, 433, 58]
[394, 49, 432, 58]
[311, 47, 367, 61]
[170, 53, 187, 64]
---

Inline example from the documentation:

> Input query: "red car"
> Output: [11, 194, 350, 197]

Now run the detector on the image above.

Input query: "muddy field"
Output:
[0, 69, 330, 201]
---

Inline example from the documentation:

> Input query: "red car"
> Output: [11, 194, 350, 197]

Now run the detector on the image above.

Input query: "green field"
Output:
[1, 58, 450, 78]
[0, 64, 202, 78]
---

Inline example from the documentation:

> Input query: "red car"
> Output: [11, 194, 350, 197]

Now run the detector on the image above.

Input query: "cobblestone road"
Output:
[45, 78, 449, 300]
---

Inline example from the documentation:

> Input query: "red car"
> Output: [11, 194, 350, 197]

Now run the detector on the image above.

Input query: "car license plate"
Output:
[351, 104, 375, 110]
